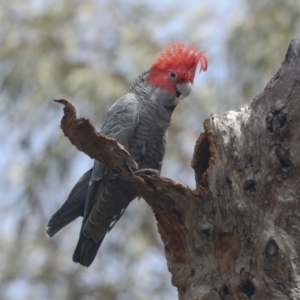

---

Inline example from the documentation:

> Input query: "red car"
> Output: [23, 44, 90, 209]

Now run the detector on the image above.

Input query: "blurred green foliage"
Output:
[227, 0, 300, 100]
[1, 0, 299, 299]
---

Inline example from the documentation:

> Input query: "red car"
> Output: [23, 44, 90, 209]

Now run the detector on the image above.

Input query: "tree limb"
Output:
[54, 98, 194, 269]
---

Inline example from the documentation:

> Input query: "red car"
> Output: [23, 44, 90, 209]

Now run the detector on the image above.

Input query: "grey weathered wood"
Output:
[55, 37, 300, 299]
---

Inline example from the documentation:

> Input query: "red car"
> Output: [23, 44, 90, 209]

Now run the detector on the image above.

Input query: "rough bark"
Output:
[55, 37, 300, 300]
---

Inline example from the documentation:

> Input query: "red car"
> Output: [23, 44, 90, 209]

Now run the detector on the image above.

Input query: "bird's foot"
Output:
[133, 168, 160, 178]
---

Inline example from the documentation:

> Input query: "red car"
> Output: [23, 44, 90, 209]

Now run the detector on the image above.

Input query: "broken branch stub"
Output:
[54, 99, 138, 173]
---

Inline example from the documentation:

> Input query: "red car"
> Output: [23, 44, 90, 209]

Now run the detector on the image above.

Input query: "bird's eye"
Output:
[169, 72, 177, 80]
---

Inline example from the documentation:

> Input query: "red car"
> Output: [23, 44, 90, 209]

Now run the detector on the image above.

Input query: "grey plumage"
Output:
[46, 168, 92, 237]
[47, 69, 191, 267]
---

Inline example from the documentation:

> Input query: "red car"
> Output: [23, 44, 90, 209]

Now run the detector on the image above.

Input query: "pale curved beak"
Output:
[176, 82, 192, 100]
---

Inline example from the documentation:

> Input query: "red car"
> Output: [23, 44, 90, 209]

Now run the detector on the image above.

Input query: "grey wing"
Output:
[83, 96, 139, 218]
[101, 96, 140, 148]
[73, 96, 139, 266]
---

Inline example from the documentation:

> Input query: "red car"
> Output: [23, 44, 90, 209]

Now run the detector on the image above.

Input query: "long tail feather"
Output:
[46, 169, 92, 237]
[73, 234, 105, 267]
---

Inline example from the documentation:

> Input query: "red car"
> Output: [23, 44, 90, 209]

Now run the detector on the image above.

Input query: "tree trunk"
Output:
[55, 37, 300, 300]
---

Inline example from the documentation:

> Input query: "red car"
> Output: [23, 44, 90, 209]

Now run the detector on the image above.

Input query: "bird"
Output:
[46, 42, 208, 267]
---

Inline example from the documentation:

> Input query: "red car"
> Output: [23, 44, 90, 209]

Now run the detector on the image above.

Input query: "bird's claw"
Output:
[133, 168, 160, 178]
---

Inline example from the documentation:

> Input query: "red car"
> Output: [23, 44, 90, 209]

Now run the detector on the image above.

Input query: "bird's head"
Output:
[147, 42, 208, 107]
